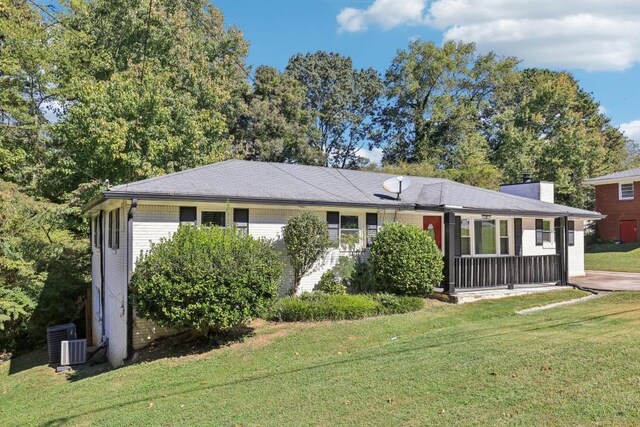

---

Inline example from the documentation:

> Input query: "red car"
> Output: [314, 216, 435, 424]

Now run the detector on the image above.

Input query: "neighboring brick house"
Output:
[585, 167, 640, 243]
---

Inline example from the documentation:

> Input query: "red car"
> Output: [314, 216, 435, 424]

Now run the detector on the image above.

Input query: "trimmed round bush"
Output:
[131, 225, 283, 333]
[269, 293, 424, 322]
[369, 222, 444, 296]
[314, 271, 348, 295]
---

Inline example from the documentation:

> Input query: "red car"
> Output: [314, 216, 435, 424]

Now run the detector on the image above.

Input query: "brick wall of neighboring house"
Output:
[595, 181, 640, 242]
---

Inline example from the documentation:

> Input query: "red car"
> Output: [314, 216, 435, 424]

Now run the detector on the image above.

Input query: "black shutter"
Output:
[535, 219, 543, 246]
[514, 218, 523, 255]
[233, 208, 249, 224]
[179, 206, 197, 224]
[233, 208, 249, 235]
[454, 216, 462, 257]
[108, 210, 113, 248]
[327, 211, 339, 242]
[366, 213, 378, 246]
[568, 220, 575, 246]
[115, 208, 120, 249]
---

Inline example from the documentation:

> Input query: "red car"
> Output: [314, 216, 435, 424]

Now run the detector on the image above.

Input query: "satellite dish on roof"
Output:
[383, 176, 411, 200]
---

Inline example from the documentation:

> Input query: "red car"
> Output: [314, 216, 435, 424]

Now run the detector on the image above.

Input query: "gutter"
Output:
[83, 191, 603, 219]
[83, 191, 417, 212]
[125, 199, 138, 360]
[416, 205, 605, 220]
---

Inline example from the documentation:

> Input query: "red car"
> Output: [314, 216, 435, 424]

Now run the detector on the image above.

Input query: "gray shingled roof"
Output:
[93, 160, 601, 218]
[585, 167, 640, 184]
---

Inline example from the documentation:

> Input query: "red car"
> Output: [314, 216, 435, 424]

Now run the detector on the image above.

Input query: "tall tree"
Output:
[378, 40, 518, 168]
[490, 69, 629, 208]
[234, 66, 315, 164]
[0, 0, 54, 191]
[42, 0, 250, 202]
[285, 51, 382, 168]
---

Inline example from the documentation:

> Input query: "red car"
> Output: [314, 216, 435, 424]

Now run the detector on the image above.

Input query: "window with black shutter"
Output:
[233, 208, 249, 235]
[201, 211, 226, 227]
[179, 207, 197, 225]
[366, 213, 378, 247]
[568, 221, 575, 246]
[327, 211, 339, 244]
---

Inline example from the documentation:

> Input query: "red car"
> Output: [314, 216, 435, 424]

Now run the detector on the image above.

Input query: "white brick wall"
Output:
[569, 219, 585, 277]
[90, 216, 102, 347]
[131, 205, 182, 350]
[95, 200, 587, 362]
[103, 204, 128, 366]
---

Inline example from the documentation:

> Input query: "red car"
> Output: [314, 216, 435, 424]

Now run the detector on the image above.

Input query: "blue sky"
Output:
[216, 0, 640, 144]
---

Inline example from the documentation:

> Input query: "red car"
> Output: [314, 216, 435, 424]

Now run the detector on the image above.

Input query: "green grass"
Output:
[3, 289, 640, 426]
[585, 242, 640, 272]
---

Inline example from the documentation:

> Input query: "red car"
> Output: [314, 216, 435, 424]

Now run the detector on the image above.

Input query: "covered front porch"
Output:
[438, 211, 573, 294]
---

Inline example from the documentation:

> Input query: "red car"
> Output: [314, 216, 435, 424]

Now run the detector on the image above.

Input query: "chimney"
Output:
[499, 175, 554, 203]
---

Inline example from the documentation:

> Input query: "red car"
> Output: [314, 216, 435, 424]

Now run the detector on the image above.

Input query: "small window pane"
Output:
[499, 220, 509, 255]
[340, 216, 359, 229]
[542, 220, 553, 244]
[461, 219, 471, 255]
[621, 183, 634, 199]
[202, 211, 225, 227]
[474, 220, 496, 255]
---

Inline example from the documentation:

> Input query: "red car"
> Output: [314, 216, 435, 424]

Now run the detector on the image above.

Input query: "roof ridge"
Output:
[110, 159, 236, 191]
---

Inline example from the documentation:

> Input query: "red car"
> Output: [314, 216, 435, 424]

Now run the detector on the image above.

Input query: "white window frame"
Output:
[542, 219, 555, 248]
[339, 214, 361, 251]
[460, 217, 512, 257]
[619, 182, 634, 200]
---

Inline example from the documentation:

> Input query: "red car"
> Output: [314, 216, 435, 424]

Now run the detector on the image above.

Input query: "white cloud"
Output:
[620, 120, 640, 143]
[337, 0, 640, 71]
[356, 147, 384, 165]
[337, 0, 427, 33]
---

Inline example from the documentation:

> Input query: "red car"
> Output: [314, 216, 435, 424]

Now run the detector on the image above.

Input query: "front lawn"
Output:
[3, 290, 640, 426]
[585, 242, 640, 272]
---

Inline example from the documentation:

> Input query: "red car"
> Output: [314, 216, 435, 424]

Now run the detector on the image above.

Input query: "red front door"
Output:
[423, 216, 442, 249]
[620, 220, 638, 243]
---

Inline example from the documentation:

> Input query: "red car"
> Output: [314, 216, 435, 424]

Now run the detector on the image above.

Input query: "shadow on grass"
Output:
[586, 242, 640, 254]
[7, 347, 48, 376]
[65, 325, 255, 382]
[40, 304, 640, 427]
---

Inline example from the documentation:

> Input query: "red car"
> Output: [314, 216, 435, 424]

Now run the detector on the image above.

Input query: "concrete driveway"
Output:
[572, 270, 640, 291]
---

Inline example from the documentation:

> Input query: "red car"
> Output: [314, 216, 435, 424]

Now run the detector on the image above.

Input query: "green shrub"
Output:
[346, 258, 374, 294]
[283, 212, 331, 295]
[314, 271, 347, 295]
[369, 222, 443, 296]
[269, 293, 423, 322]
[131, 226, 283, 333]
[370, 293, 424, 314]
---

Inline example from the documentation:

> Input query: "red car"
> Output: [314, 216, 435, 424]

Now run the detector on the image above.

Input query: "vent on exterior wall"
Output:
[47, 323, 77, 365]
[60, 339, 87, 366]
